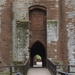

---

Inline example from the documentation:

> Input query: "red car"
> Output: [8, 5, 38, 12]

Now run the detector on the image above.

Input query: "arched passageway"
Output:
[33, 54, 42, 67]
[30, 41, 46, 67]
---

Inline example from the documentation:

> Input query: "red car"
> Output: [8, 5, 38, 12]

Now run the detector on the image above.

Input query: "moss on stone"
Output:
[16, 20, 29, 29]
[12, 20, 29, 64]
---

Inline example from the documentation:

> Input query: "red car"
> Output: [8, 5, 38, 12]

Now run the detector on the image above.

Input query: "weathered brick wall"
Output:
[0, 0, 12, 66]
[12, 0, 60, 64]
[28, 0, 60, 62]
[46, 0, 60, 61]
[1, 0, 75, 67]
[59, 0, 68, 65]
[12, 0, 29, 63]
[0, 0, 61, 65]
[60, 0, 75, 69]
[32, 0, 59, 20]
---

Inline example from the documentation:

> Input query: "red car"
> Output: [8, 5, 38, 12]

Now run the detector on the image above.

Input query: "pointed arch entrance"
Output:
[30, 41, 46, 67]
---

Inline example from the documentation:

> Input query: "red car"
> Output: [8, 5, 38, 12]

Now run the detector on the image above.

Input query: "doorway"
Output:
[30, 41, 46, 67]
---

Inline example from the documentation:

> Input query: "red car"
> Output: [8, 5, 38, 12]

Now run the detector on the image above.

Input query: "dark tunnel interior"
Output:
[30, 41, 46, 67]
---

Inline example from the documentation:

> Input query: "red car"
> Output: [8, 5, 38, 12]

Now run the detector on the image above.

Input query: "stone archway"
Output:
[30, 41, 46, 67]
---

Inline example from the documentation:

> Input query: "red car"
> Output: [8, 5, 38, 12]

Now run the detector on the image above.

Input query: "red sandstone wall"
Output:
[29, 0, 60, 61]
[0, 0, 60, 65]
[59, 0, 68, 64]
[0, 0, 73, 66]
[0, 0, 12, 66]
[60, 0, 75, 66]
